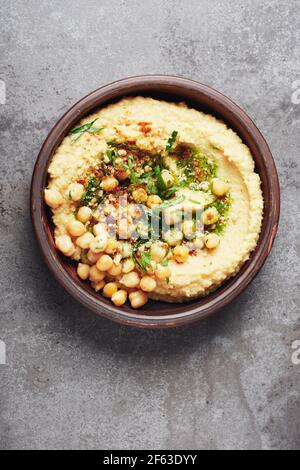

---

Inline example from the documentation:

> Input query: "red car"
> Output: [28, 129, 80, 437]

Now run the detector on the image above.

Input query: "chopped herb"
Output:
[161, 259, 169, 267]
[107, 141, 139, 151]
[81, 177, 103, 206]
[166, 130, 178, 152]
[106, 149, 117, 166]
[127, 154, 140, 183]
[70, 119, 104, 142]
[68, 190, 72, 200]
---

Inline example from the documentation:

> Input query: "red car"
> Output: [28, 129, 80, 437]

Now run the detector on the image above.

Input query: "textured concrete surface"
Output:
[0, 0, 299, 450]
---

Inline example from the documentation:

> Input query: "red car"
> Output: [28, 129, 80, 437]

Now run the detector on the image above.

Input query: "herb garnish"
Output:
[166, 130, 178, 152]
[70, 119, 104, 142]
[81, 177, 103, 206]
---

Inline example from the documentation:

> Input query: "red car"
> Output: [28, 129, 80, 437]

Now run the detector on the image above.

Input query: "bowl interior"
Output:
[33, 76, 280, 327]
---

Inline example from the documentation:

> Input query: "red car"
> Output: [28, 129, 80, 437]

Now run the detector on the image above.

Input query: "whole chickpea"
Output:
[67, 220, 86, 238]
[163, 229, 183, 247]
[182, 220, 196, 240]
[68, 183, 85, 202]
[103, 282, 118, 298]
[89, 234, 108, 254]
[161, 170, 174, 188]
[115, 168, 130, 181]
[202, 207, 220, 226]
[56, 235, 75, 256]
[111, 289, 128, 307]
[87, 249, 101, 264]
[150, 243, 167, 263]
[108, 263, 123, 277]
[77, 263, 90, 280]
[120, 272, 140, 288]
[129, 290, 148, 309]
[118, 220, 133, 240]
[75, 232, 94, 249]
[92, 280, 106, 292]
[101, 176, 119, 192]
[96, 254, 114, 272]
[44, 188, 63, 209]
[212, 178, 229, 197]
[193, 237, 204, 250]
[77, 206, 92, 223]
[89, 265, 106, 282]
[155, 264, 171, 281]
[147, 195, 162, 208]
[122, 258, 136, 274]
[93, 223, 108, 237]
[204, 233, 220, 249]
[173, 245, 189, 263]
[140, 276, 157, 293]
[105, 238, 119, 255]
[132, 188, 148, 204]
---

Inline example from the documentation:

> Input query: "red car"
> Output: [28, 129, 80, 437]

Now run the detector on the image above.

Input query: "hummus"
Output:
[44, 97, 263, 308]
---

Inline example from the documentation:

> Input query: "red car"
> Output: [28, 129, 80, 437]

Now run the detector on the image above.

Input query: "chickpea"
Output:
[163, 229, 183, 247]
[111, 289, 128, 307]
[161, 170, 174, 188]
[202, 207, 220, 226]
[87, 249, 101, 264]
[140, 276, 157, 293]
[173, 245, 189, 263]
[115, 168, 130, 181]
[118, 220, 133, 240]
[96, 254, 114, 272]
[105, 238, 119, 255]
[92, 280, 106, 292]
[147, 195, 162, 208]
[119, 243, 132, 259]
[122, 258, 136, 274]
[101, 176, 119, 192]
[77, 206, 92, 223]
[89, 265, 106, 282]
[155, 264, 171, 281]
[205, 233, 220, 249]
[129, 204, 142, 219]
[103, 282, 118, 298]
[193, 237, 204, 249]
[120, 272, 140, 288]
[68, 183, 85, 202]
[89, 234, 108, 254]
[118, 149, 127, 157]
[67, 220, 86, 238]
[212, 178, 229, 197]
[108, 263, 123, 277]
[182, 220, 196, 240]
[129, 290, 148, 309]
[93, 223, 108, 237]
[150, 243, 167, 263]
[75, 232, 94, 249]
[132, 188, 148, 204]
[56, 235, 75, 256]
[44, 188, 63, 209]
[77, 263, 90, 280]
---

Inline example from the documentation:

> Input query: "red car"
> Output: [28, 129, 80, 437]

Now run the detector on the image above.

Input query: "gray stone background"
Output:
[0, 0, 299, 450]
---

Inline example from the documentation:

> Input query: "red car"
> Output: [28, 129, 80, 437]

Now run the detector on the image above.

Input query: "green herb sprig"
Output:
[165, 130, 178, 152]
[70, 119, 104, 142]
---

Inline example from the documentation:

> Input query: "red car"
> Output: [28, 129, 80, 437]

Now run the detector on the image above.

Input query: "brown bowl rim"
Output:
[30, 75, 280, 328]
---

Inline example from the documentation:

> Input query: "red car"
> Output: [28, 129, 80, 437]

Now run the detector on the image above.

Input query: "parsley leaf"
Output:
[70, 119, 104, 142]
[165, 130, 178, 152]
